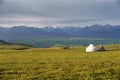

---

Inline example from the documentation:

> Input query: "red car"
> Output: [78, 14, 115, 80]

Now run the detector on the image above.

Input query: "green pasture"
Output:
[0, 45, 120, 80]
[0, 45, 31, 50]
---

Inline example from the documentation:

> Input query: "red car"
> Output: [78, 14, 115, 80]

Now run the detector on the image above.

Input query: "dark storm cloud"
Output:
[0, 0, 120, 27]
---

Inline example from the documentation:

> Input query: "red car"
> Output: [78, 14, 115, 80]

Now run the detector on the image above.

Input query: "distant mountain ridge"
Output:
[0, 24, 120, 40]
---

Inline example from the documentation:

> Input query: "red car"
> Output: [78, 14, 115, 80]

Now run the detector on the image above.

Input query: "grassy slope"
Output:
[0, 45, 120, 80]
[0, 45, 32, 50]
[0, 40, 32, 50]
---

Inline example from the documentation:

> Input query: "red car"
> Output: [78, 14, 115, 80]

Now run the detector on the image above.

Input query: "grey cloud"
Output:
[117, 0, 120, 5]
[0, 0, 4, 5]
[0, 0, 120, 27]
[0, 0, 3, 3]
[0, 0, 110, 17]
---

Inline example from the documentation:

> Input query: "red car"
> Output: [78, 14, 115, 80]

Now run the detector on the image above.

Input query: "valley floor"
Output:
[0, 45, 120, 80]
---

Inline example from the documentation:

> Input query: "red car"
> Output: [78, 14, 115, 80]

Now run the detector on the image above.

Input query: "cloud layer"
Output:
[0, 0, 120, 27]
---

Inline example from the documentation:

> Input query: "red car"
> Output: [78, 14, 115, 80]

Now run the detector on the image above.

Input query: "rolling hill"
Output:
[0, 40, 9, 45]
[0, 40, 32, 50]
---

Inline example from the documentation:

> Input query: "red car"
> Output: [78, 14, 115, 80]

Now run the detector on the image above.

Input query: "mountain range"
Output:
[0, 24, 120, 41]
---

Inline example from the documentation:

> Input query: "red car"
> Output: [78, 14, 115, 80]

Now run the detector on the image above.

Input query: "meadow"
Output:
[0, 45, 120, 80]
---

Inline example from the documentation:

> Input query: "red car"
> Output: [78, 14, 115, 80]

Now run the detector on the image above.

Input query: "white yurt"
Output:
[85, 44, 97, 52]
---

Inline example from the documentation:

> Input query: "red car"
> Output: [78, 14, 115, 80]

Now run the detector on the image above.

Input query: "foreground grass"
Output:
[0, 45, 120, 80]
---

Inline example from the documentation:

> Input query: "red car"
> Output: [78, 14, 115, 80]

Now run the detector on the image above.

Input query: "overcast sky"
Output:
[0, 0, 120, 27]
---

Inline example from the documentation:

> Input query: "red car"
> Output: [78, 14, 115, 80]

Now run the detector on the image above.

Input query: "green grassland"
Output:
[0, 45, 32, 50]
[0, 45, 120, 80]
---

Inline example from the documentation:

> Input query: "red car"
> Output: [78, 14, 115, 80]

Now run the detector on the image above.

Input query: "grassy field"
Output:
[0, 45, 32, 50]
[0, 45, 120, 80]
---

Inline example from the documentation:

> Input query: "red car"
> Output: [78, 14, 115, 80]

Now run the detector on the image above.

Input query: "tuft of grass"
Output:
[0, 45, 120, 80]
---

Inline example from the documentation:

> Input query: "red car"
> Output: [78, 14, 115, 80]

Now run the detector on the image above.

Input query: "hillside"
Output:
[0, 45, 120, 80]
[0, 40, 9, 45]
[0, 24, 120, 40]
[0, 40, 32, 50]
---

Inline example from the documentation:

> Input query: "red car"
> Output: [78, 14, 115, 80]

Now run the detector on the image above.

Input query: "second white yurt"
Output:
[86, 44, 97, 52]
